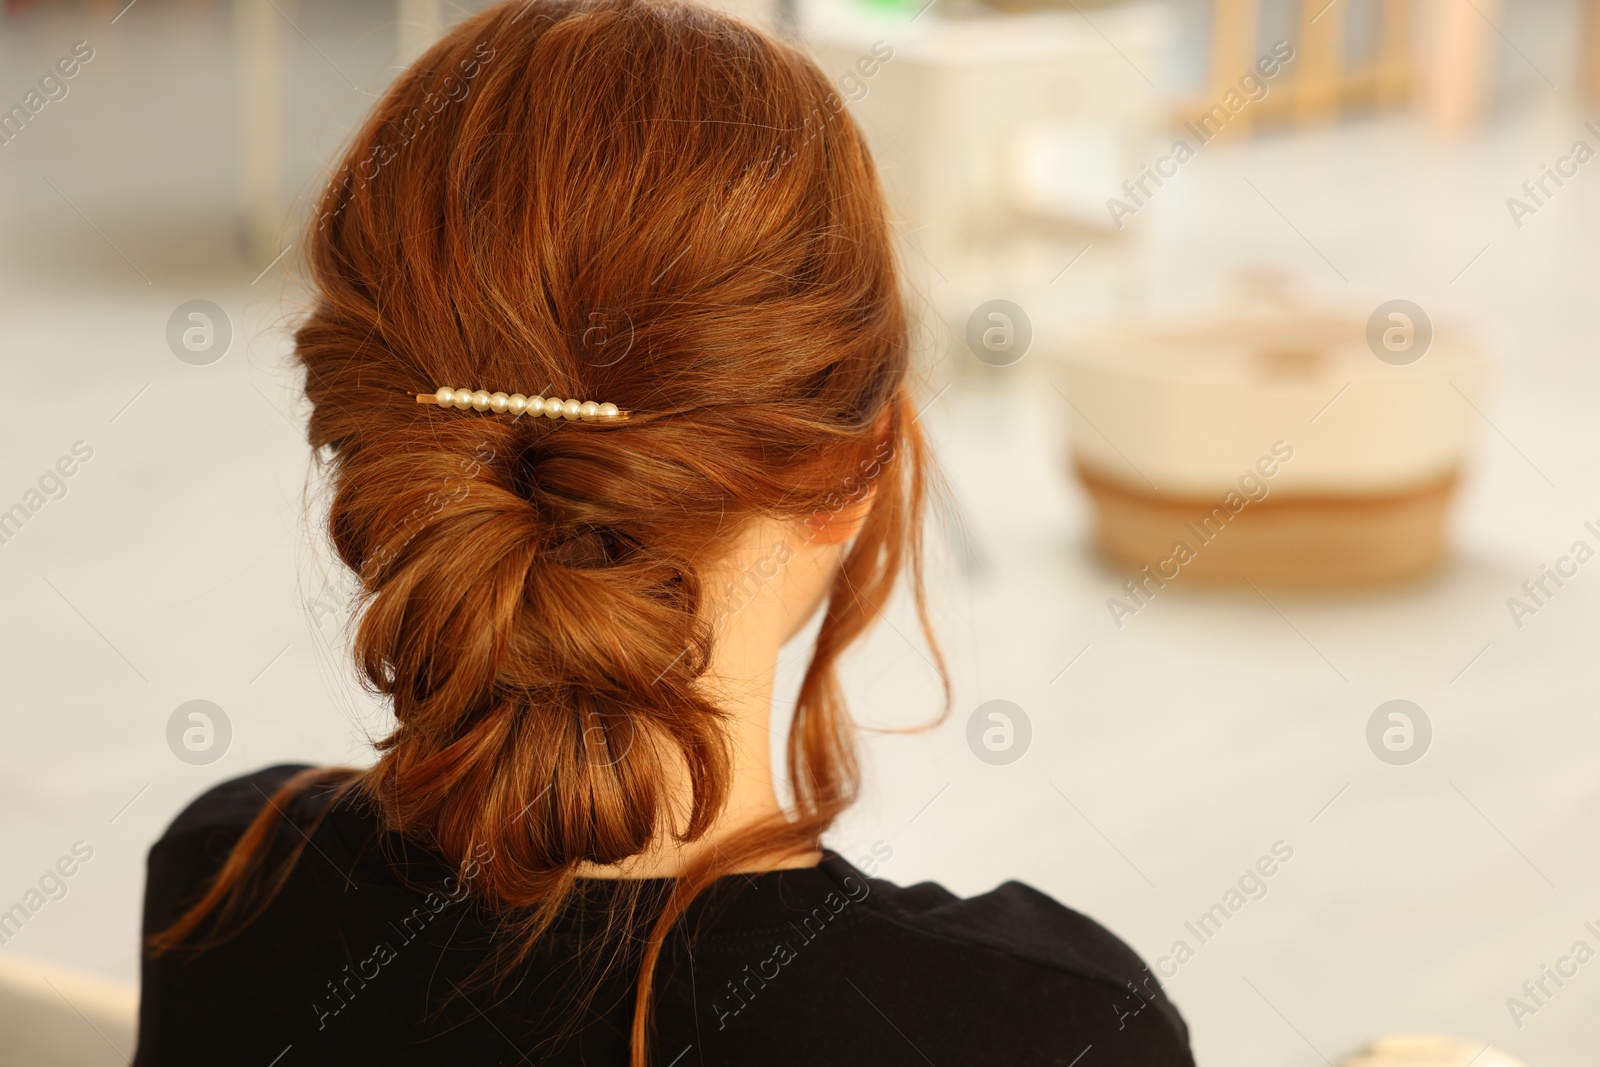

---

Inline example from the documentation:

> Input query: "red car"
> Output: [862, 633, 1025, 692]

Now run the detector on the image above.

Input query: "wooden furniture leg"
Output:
[1422, 0, 1499, 135]
[1208, 0, 1259, 137]
[1376, 0, 1417, 107]
[1295, 0, 1346, 124]
[1581, 0, 1600, 102]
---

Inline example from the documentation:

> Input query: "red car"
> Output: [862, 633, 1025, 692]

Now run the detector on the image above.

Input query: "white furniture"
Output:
[803, 1, 1171, 258]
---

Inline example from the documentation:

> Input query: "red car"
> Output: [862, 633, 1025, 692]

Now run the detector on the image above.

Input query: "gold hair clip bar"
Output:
[416, 387, 625, 421]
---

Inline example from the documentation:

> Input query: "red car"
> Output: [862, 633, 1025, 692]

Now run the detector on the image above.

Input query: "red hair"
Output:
[151, 1, 943, 1062]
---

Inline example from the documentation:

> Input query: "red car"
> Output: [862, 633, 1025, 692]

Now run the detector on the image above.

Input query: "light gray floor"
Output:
[2, 3, 1599, 1067]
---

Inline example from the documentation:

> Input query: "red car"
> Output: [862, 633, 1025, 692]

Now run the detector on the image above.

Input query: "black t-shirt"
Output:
[136, 764, 1195, 1066]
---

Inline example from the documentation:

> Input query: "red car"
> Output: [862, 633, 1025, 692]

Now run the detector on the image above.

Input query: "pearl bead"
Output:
[579, 401, 600, 420]
[508, 394, 528, 415]
[598, 402, 619, 420]
[452, 388, 473, 409]
[435, 386, 455, 406]
[527, 396, 546, 416]
[562, 399, 582, 420]
[489, 391, 510, 413]
[471, 390, 491, 411]
[543, 397, 565, 419]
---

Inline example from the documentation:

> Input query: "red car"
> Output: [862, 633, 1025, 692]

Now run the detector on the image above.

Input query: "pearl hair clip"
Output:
[416, 387, 626, 421]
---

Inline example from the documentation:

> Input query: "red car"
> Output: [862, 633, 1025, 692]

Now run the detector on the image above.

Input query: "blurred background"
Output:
[2, 0, 1598, 1064]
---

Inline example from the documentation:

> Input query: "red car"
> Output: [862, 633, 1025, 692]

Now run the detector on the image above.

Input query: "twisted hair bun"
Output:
[159, 1, 941, 1061]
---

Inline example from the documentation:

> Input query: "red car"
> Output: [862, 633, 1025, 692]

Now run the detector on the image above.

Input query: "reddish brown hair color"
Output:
[152, 1, 942, 1062]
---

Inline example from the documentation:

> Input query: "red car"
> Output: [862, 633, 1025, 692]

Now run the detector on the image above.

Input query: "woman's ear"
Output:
[801, 488, 876, 546]
[801, 415, 894, 547]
